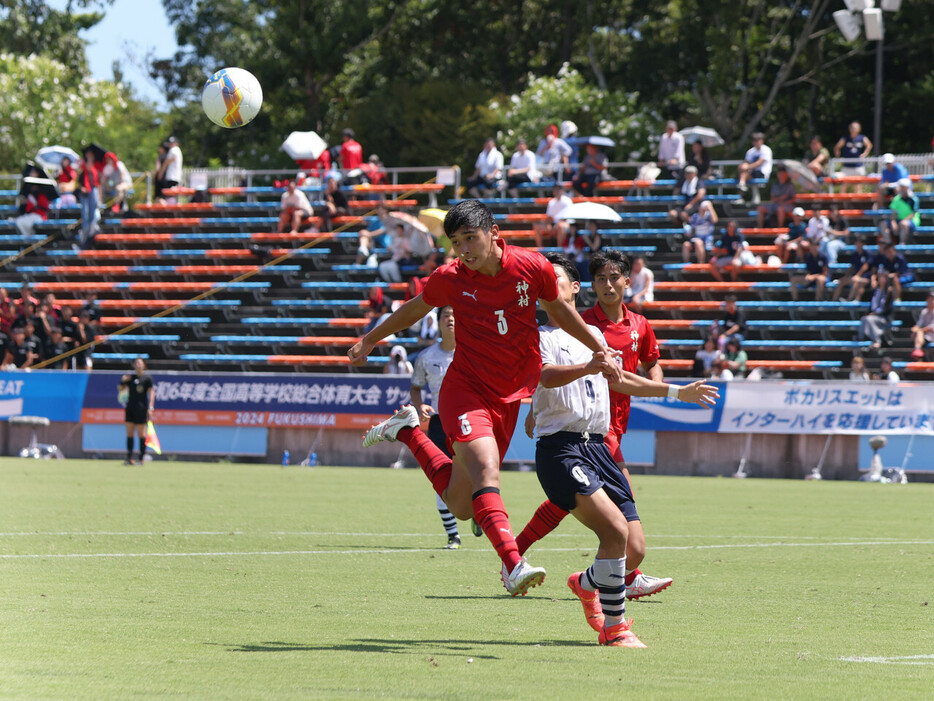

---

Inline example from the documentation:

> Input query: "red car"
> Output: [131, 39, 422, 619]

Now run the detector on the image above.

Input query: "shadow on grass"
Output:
[212, 637, 592, 657]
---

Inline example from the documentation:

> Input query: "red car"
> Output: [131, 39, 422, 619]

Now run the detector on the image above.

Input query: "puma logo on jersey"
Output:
[462, 290, 478, 301]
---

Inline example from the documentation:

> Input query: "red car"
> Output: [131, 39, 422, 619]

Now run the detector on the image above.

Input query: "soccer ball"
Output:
[201, 67, 263, 128]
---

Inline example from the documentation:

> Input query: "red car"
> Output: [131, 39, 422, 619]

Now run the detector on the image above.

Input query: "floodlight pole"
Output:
[874, 35, 883, 154]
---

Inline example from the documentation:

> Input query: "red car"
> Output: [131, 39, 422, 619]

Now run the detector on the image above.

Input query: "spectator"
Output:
[3, 327, 39, 369]
[709, 220, 750, 282]
[561, 221, 601, 283]
[100, 152, 132, 212]
[624, 255, 654, 313]
[378, 223, 412, 283]
[360, 154, 387, 185]
[910, 290, 934, 359]
[789, 240, 829, 301]
[692, 336, 719, 377]
[874, 356, 899, 383]
[686, 140, 711, 180]
[737, 132, 773, 197]
[277, 180, 313, 234]
[715, 294, 746, 352]
[297, 147, 331, 182]
[872, 242, 912, 303]
[383, 345, 413, 375]
[657, 120, 685, 180]
[15, 283, 39, 313]
[774, 206, 807, 264]
[318, 174, 349, 232]
[356, 202, 393, 264]
[534, 183, 573, 247]
[82, 291, 101, 322]
[536, 124, 572, 179]
[0, 288, 13, 337]
[756, 166, 796, 228]
[560, 120, 582, 166]
[827, 204, 851, 242]
[152, 143, 169, 202]
[465, 137, 504, 198]
[44, 327, 69, 369]
[76, 149, 100, 249]
[834, 121, 872, 177]
[668, 165, 706, 223]
[571, 142, 608, 196]
[804, 209, 846, 264]
[804, 135, 831, 177]
[41, 291, 63, 331]
[13, 168, 50, 237]
[73, 309, 96, 370]
[709, 355, 734, 381]
[505, 138, 540, 197]
[682, 200, 718, 264]
[159, 136, 183, 194]
[877, 153, 909, 207]
[882, 178, 920, 246]
[724, 337, 748, 378]
[56, 156, 78, 208]
[832, 236, 872, 301]
[59, 304, 77, 350]
[849, 355, 870, 382]
[340, 128, 364, 173]
[858, 273, 895, 350]
[364, 285, 391, 333]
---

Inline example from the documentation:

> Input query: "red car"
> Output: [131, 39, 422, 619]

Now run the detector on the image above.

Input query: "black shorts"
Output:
[535, 431, 638, 521]
[125, 405, 148, 425]
[427, 413, 452, 458]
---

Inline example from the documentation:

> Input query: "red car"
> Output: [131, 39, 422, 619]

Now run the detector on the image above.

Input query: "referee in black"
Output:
[118, 357, 154, 464]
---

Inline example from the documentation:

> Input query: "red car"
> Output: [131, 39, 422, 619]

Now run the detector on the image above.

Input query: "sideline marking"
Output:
[2, 539, 933, 560]
[841, 654, 934, 666]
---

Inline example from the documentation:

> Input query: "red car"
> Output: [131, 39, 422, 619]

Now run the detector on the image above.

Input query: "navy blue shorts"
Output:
[535, 432, 639, 521]
[427, 414, 452, 458]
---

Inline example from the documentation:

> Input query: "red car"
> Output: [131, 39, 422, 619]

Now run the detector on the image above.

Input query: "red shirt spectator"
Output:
[296, 149, 331, 179]
[361, 155, 387, 185]
[340, 128, 363, 170]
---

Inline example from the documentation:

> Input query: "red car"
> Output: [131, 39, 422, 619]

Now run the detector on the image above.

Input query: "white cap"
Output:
[792, 207, 805, 217]
[897, 177, 912, 188]
[882, 153, 895, 164]
[560, 120, 578, 138]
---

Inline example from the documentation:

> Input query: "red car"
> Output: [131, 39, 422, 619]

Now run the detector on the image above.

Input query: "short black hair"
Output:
[342, 128, 355, 139]
[589, 248, 631, 279]
[544, 252, 579, 284]
[443, 200, 494, 237]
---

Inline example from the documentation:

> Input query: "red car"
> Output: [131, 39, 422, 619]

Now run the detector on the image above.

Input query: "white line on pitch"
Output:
[2, 539, 933, 560]
[841, 654, 934, 665]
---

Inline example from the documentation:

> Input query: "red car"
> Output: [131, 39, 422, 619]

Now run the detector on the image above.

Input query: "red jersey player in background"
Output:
[516, 248, 673, 600]
[349, 200, 622, 597]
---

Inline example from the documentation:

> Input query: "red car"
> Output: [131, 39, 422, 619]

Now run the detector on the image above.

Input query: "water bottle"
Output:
[309, 451, 318, 467]
[281, 450, 290, 466]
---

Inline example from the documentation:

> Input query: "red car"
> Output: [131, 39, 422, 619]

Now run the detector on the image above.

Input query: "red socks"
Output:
[625, 568, 642, 587]
[515, 499, 569, 556]
[472, 488, 521, 572]
[397, 426, 452, 497]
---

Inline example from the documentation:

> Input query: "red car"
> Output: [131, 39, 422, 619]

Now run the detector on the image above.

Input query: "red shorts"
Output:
[604, 426, 625, 464]
[438, 374, 521, 461]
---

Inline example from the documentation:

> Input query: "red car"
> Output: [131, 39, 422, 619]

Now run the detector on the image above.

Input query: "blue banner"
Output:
[0, 370, 89, 422]
[627, 382, 728, 433]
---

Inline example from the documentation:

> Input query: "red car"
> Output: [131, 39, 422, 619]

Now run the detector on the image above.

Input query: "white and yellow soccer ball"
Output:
[201, 67, 263, 128]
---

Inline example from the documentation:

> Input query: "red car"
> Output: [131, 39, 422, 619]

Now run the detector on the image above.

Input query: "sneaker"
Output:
[501, 557, 546, 597]
[470, 518, 484, 537]
[362, 405, 419, 447]
[626, 573, 673, 600]
[911, 348, 924, 360]
[599, 619, 647, 648]
[444, 535, 461, 550]
[123, 458, 133, 466]
[567, 572, 604, 632]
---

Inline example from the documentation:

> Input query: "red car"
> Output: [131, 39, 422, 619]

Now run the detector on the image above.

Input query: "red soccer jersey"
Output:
[581, 303, 660, 434]
[422, 239, 558, 403]
[341, 140, 363, 170]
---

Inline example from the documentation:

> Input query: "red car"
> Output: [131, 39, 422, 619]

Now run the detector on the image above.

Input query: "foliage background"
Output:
[1, 0, 933, 174]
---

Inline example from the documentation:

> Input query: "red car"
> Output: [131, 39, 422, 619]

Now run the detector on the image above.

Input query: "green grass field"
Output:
[2, 458, 934, 700]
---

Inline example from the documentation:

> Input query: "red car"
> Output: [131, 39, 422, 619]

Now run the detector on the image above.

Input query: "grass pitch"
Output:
[2, 458, 934, 700]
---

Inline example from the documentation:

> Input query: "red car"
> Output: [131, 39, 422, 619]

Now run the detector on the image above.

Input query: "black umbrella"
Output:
[20, 162, 59, 201]
[82, 142, 108, 163]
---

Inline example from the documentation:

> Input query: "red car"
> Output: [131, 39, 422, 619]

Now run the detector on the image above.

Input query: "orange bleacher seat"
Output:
[795, 193, 877, 201]
[96, 233, 174, 242]
[296, 336, 390, 346]
[822, 174, 920, 185]
[121, 218, 204, 227]
[644, 300, 721, 310]
[504, 213, 549, 222]
[267, 355, 354, 365]
[353, 183, 444, 193]
[532, 196, 626, 205]
[348, 199, 417, 209]
[656, 281, 756, 291]
[326, 318, 369, 328]
[676, 263, 776, 273]
[649, 319, 700, 329]
[136, 203, 217, 212]
[903, 361, 934, 372]
[498, 229, 537, 239]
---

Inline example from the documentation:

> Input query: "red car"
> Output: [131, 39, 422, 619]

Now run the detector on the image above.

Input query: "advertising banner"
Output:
[81, 371, 411, 430]
[0, 371, 88, 422]
[627, 385, 727, 433]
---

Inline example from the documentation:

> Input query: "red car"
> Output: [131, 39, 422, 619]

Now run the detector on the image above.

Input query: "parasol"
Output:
[780, 159, 821, 193]
[679, 126, 725, 148]
[554, 201, 622, 222]
[281, 131, 328, 161]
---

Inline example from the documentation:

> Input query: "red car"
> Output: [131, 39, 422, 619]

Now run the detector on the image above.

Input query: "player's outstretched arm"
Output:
[609, 375, 720, 408]
[539, 296, 623, 382]
[348, 295, 433, 366]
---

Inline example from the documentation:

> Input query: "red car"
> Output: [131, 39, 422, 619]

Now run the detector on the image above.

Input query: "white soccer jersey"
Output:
[532, 324, 612, 437]
[411, 342, 455, 411]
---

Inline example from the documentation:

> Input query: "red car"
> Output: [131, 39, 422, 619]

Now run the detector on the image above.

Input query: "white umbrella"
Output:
[281, 131, 328, 161]
[780, 159, 821, 193]
[555, 201, 622, 223]
[679, 126, 725, 147]
[35, 145, 81, 175]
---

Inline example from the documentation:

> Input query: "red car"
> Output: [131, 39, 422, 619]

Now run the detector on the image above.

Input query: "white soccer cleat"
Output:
[362, 405, 419, 447]
[501, 557, 546, 597]
[626, 573, 673, 600]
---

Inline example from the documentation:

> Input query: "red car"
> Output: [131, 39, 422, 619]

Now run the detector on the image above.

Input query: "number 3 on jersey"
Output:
[494, 310, 508, 335]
